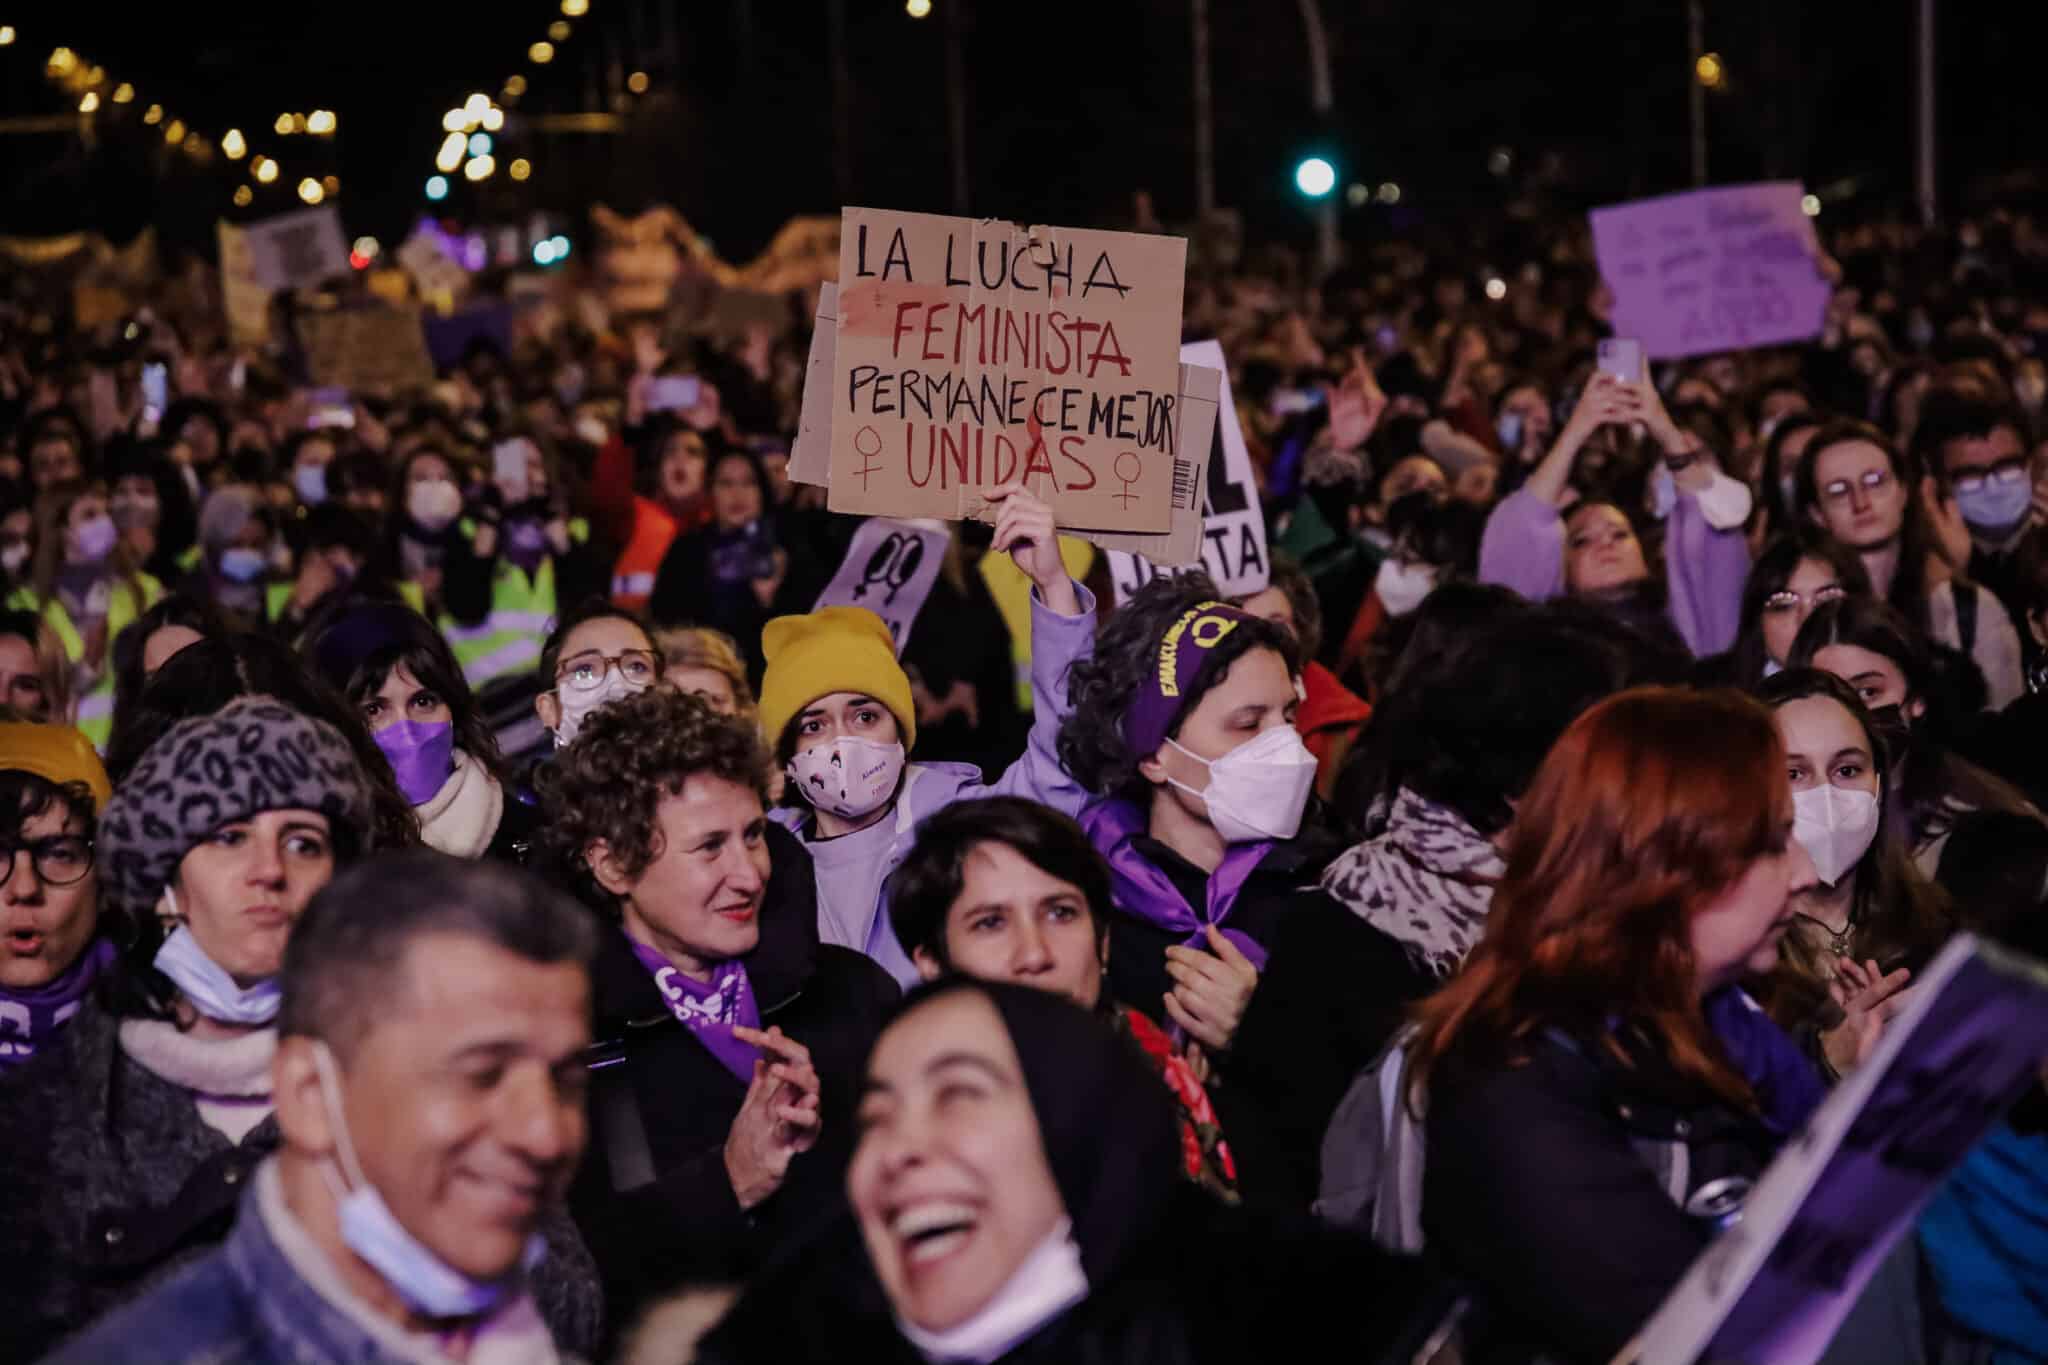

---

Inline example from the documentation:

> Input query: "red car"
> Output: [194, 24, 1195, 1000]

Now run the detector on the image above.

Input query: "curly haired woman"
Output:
[537, 686, 899, 1335]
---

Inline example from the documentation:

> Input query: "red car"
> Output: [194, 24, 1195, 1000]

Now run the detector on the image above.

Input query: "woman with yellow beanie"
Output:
[758, 484, 1094, 985]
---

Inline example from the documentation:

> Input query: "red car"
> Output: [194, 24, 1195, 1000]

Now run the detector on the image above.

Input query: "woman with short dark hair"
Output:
[887, 796, 1238, 1199]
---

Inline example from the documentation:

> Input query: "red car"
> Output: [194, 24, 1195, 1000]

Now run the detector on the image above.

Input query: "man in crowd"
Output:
[44, 850, 600, 1364]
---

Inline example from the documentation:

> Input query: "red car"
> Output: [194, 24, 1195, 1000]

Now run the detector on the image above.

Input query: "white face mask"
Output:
[1374, 558, 1437, 617]
[551, 669, 648, 748]
[1791, 784, 1881, 887]
[407, 478, 462, 532]
[1167, 724, 1317, 844]
[310, 1042, 541, 1319]
[787, 736, 905, 821]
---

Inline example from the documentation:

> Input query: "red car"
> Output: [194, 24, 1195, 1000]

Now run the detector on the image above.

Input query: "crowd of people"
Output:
[0, 201, 2045, 1365]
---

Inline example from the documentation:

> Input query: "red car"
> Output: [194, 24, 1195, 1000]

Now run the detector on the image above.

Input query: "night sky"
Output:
[2, 0, 2043, 262]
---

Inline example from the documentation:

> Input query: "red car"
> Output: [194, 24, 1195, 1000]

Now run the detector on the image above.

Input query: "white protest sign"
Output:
[831, 207, 1188, 534]
[1637, 934, 2048, 1364]
[242, 205, 350, 293]
[1105, 338, 1268, 601]
[813, 517, 952, 655]
[1590, 181, 1832, 360]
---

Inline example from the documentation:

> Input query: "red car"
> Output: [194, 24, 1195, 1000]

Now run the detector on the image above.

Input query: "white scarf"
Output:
[417, 751, 504, 861]
[119, 1017, 277, 1143]
[1320, 787, 1506, 980]
[897, 1218, 1088, 1364]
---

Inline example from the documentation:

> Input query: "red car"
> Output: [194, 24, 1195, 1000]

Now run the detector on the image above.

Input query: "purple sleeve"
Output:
[1664, 492, 1751, 657]
[1480, 488, 1566, 603]
[927, 581, 1096, 816]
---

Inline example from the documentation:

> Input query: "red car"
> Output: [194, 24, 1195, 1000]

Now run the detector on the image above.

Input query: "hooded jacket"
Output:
[694, 980, 1442, 1365]
[568, 821, 899, 1330]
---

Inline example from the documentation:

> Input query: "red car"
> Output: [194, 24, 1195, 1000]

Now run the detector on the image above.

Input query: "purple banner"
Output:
[1590, 181, 1832, 360]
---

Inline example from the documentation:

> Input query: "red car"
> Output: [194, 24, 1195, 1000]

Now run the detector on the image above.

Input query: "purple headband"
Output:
[1122, 600, 1260, 757]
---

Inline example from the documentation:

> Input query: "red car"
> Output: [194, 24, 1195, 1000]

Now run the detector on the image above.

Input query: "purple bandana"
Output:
[0, 936, 114, 1069]
[625, 935, 763, 1084]
[1079, 798, 1271, 969]
[1122, 601, 1261, 758]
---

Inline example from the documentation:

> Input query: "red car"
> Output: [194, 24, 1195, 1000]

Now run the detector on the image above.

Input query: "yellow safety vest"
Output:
[438, 520, 586, 693]
[6, 573, 164, 751]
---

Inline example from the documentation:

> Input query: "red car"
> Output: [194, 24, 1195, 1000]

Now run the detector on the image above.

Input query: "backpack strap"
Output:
[1955, 581, 1979, 657]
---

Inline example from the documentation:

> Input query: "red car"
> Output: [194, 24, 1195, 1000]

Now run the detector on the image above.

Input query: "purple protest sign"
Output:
[1635, 934, 2048, 1364]
[1590, 181, 1832, 361]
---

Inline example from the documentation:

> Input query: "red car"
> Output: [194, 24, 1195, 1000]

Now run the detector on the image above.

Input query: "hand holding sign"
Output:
[986, 483, 1080, 617]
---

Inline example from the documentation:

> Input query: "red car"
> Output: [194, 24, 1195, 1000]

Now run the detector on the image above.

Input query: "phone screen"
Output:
[1597, 338, 1643, 382]
[493, 440, 532, 503]
[141, 363, 168, 415]
[646, 375, 702, 413]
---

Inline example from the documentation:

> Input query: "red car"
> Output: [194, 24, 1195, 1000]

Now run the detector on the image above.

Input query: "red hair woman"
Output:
[1406, 687, 1825, 1364]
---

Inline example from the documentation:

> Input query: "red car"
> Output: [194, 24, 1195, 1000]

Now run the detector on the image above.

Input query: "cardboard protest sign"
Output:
[216, 220, 273, 348]
[242, 206, 350, 293]
[1591, 182, 1832, 360]
[795, 283, 1215, 567]
[1105, 339, 1268, 600]
[813, 517, 952, 654]
[829, 207, 1188, 534]
[296, 307, 437, 395]
[1636, 934, 2048, 1364]
[396, 229, 470, 313]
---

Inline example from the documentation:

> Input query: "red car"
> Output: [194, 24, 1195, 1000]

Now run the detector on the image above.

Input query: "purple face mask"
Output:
[373, 718, 455, 806]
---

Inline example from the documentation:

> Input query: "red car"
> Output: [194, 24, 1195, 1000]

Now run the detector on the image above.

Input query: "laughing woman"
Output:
[696, 980, 1433, 1365]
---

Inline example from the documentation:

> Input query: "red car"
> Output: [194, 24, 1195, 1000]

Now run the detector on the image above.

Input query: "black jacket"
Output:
[1102, 830, 1341, 1210]
[568, 821, 900, 1326]
[697, 1191, 1448, 1365]
[1226, 900, 1437, 1211]
[0, 999, 603, 1362]
[1422, 1028, 1781, 1365]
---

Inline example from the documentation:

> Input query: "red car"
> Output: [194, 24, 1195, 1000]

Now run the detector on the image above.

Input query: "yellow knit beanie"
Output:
[0, 723, 112, 811]
[758, 607, 917, 753]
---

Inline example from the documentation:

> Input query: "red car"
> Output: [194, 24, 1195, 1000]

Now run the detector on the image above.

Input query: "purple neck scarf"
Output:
[0, 936, 113, 1068]
[1079, 798, 1272, 969]
[625, 935, 762, 1084]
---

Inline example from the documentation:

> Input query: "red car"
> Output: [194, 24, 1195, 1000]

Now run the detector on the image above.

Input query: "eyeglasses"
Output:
[0, 835, 94, 887]
[1951, 460, 2029, 496]
[555, 648, 659, 694]
[1763, 584, 1846, 613]
[1820, 467, 1894, 504]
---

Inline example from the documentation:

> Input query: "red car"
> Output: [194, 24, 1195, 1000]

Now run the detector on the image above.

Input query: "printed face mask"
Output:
[310, 1043, 542, 1320]
[787, 736, 905, 821]
[1791, 783, 1881, 887]
[1166, 724, 1317, 844]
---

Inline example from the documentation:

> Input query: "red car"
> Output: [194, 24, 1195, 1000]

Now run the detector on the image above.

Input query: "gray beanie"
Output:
[99, 697, 375, 916]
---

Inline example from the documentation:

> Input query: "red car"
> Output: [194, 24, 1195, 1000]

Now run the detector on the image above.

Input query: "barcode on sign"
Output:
[1171, 458, 1198, 509]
